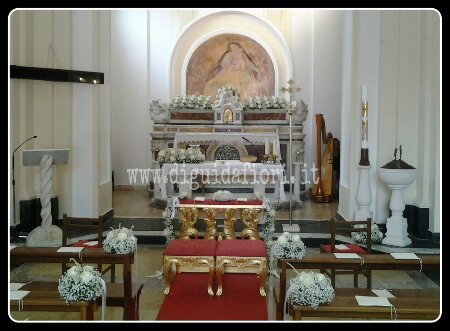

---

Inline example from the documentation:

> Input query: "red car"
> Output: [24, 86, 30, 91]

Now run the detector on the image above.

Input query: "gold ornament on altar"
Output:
[223, 108, 233, 122]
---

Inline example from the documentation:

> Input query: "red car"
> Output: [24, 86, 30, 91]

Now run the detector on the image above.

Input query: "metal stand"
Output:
[281, 79, 302, 232]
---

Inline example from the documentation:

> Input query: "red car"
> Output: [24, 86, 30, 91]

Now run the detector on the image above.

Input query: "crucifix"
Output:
[280, 79, 302, 232]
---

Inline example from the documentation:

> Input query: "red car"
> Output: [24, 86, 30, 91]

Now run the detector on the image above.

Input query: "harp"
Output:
[312, 114, 333, 203]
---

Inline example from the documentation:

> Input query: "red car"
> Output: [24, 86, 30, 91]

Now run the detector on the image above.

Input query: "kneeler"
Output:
[215, 239, 268, 296]
[163, 239, 217, 296]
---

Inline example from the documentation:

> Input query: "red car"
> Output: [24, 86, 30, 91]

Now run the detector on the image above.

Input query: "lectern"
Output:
[23, 149, 69, 247]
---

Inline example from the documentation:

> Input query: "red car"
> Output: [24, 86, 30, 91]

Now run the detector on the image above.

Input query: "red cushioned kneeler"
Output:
[163, 240, 217, 297]
[215, 240, 268, 297]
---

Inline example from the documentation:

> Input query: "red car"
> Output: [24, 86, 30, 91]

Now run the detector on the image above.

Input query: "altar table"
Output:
[160, 162, 286, 200]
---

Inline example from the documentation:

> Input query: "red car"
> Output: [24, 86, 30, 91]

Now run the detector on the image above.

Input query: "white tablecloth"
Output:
[159, 162, 286, 201]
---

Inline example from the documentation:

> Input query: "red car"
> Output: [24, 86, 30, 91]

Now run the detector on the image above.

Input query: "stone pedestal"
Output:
[355, 165, 373, 221]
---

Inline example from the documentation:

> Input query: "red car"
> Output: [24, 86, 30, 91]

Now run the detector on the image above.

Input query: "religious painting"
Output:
[186, 34, 275, 101]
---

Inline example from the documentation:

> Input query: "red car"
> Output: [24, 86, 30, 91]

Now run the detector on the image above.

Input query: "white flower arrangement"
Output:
[157, 147, 205, 165]
[352, 223, 384, 244]
[103, 224, 137, 254]
[243, 96, 288, 110]
[216, 86, 240, 101]
[58, 258, 104, 303]
[286, 271, 335, 309]
[271, 232, 306, 260]
[170, 95, 213, 109]
[162, 197, 177, 243]
[260, 197, 276, 253]
[213, 190, 234, 201]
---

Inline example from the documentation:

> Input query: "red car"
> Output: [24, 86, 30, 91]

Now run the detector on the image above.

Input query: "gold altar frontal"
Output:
[177, 203, 263, 240]
[162, 202, 268, 297]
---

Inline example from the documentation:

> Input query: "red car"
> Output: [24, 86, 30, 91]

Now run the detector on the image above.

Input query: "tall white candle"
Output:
[362, 84, 367, 102]
[265, 138, 270, 154]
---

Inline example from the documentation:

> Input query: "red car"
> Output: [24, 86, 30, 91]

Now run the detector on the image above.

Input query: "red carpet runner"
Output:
[156, 273, 268, 320]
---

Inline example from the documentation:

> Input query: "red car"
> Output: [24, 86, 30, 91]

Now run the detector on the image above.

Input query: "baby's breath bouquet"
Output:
[157, 148, 177, 166]
[213, 190, 234, 201]
[58, 258, 104, 303]
[271, 232, 306, 259]
[103, 224, 137, 254]
[352, 223, 384, 244]
[287, 271, 335, 309]
[170, 95, 212, 109]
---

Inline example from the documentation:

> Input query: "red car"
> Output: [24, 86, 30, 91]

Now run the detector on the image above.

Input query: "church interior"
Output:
[9, 9, 441, 322]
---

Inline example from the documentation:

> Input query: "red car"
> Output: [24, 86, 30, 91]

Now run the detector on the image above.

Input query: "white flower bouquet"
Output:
[213, 190, 234, 201]
[58, 258, 104, 303]
[287, 271, 335, 309]
[157, 148, 177, 165]
[103, 224, 137, 254]
[170, 95, 213, 109]
[272, 232, 306, 259]
[183, 147, 205, 164]
[162, 197, 177, 243]
[352, 223, 384, 244]
[158, 147, 205, 165]
[243, 96, 288, 110]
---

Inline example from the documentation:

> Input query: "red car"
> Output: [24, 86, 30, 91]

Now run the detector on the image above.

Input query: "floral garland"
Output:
[58, 258, 104, 303]
[257, 194, 276, 253]
[271, 232, 306, 260]
[216, 86, 240, 100]
[213, 190, 234, 201]
[243, 96, 288, 110]
[157, 147, 205, 166]
[162, 197, 177, 244]
[103, 224, 137, 254]
[351, 223, 384, 244]
[286, 271, 335, 309]
[170, 95, 213, 109]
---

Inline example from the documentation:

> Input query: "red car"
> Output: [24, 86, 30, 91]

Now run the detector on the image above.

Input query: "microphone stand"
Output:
[12, 136, 37, 230]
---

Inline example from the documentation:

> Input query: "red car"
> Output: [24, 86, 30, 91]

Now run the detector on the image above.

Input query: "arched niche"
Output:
[170, 11, 293, 97]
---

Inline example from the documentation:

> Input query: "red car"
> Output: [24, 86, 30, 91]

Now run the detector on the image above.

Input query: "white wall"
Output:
[10, 10, 112, 223]
[309, 10, 343, 178]
[338, 10, 440, 236]
[110, 10, 148, 186]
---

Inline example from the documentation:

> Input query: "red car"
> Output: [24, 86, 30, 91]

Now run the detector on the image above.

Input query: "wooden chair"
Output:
[320, 218, 372, 288]
[62, 214, 115, 282]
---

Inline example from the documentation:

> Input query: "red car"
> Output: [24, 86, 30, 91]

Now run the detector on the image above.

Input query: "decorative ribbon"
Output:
[418, 258, 423, 271]
[390, 303, 397, 320]
[100, 278, 106, 320]
[171, 197, 179, 219]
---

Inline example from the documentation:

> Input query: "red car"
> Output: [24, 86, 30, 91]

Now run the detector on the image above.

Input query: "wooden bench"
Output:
[10, 290, 97, 320]
[283, 288, 440, 320]
[275, 253, 440, 320]
[19, 281, 144, 320]
[10, 247, 139, 320]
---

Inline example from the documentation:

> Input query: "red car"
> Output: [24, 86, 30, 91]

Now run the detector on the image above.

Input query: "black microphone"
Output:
[242, 137, 259, 161]
[13, 135, 37, 154]
[12, 135, 37, 226]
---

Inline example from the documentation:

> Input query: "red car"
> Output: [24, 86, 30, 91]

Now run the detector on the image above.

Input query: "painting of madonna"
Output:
[186, 35, 275, 101]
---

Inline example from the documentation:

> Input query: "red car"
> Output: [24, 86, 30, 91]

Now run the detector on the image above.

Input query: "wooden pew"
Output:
[18, 281, 144, 320]
[287, 288, 440, 320]
[10, 247, 140, 320]
[275, 253, 440, 320]
[10, 290, 97, 320]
